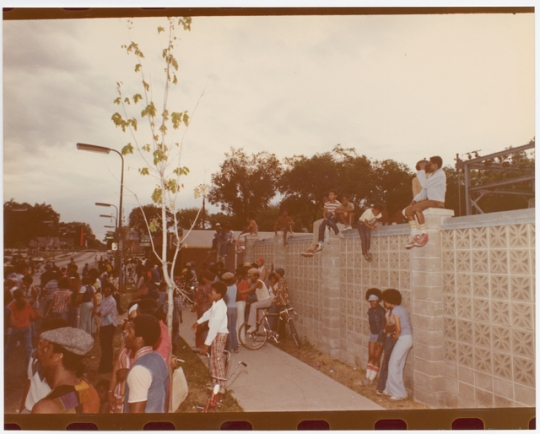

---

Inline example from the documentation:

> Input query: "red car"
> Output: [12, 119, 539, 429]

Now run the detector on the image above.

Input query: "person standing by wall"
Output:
[380, 288, 413, 401]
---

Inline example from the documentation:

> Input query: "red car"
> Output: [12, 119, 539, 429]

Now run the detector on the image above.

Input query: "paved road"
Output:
[179, 310, 382, 412]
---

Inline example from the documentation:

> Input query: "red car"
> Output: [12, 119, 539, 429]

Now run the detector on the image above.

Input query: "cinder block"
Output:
[445, 362, 458, 379]
[494, 394, 515, 408]
[414, 370, 445, 392]
[414, 356, 445, 376]
[411, 314, 443, 330]
[475, 388, 494, 407]
[413, 388, 446, 408]
[446, 393, 459, 408]
[458, 366, 474, 384]
[445, 377, 459, 395]
[514, 384, 535, 407]
[411, 300, 444, 316]
[416, 343, 445, 362]
[413, 329, 444, 346]
[459, 381, 475, 401]
[474, 371, 493, 392]
[493, 378, 514, 400]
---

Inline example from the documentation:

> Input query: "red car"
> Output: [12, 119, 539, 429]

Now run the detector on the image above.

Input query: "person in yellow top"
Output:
[334, 194, 355, 230]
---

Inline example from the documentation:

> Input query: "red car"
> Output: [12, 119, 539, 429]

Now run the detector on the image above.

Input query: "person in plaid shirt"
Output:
[191, 281, 229, 393]
[45, 277, 72, 322]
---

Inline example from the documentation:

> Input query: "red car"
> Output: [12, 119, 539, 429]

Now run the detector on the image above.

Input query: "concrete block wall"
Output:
[249, 209, 535, 408]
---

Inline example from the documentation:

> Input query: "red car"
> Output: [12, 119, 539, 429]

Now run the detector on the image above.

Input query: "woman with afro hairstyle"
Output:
[379, 288, 413, 400]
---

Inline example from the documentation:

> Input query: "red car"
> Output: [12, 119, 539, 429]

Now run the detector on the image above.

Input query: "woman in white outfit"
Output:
[381, 288, 413, 400]
[246, 268, 274, 333]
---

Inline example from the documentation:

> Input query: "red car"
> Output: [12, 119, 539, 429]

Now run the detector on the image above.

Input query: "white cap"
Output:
[129, 304, 138, 315]
[368, 294, 379, 301]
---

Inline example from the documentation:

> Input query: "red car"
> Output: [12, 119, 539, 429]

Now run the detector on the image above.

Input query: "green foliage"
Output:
[122, 143, 134, 155]
[208, 147, 283, 227]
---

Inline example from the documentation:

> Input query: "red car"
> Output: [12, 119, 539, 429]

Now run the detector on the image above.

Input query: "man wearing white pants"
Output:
[246, 269, 274, 333]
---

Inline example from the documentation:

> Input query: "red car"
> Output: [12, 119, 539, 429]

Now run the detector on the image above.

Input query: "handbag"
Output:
[384, 323, 397, 334]
[383, 309, 396, 334]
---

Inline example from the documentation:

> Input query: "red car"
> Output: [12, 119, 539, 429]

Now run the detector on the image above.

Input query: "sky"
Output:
[3, 7, 535, 241]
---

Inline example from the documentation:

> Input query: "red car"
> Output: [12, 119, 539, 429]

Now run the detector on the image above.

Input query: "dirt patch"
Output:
[273, 336, 428, 410]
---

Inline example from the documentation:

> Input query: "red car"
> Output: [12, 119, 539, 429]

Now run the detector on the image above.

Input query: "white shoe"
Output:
[390, 396, 406, 401]
[338, 233, 345, 239]
[315, 244, 323, 252]
[247, 327, 257, 333]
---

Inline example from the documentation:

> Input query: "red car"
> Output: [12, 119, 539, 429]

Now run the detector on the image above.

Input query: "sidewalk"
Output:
[179, 309, 383, 412]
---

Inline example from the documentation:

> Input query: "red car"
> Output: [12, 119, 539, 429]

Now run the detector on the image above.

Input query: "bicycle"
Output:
[195, 350, 247, 413]
[239, 305, 301, 350]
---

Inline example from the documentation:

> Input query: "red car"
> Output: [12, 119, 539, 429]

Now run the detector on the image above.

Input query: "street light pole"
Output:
[77, 143, 125, 293]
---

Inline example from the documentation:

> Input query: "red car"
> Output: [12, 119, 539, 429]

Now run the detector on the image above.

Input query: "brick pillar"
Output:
[318, 227, 342, 359]
[410, 208, 454, 407]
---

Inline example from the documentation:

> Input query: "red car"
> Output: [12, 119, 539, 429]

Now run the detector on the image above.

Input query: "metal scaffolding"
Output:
[455, 141, 535, 216]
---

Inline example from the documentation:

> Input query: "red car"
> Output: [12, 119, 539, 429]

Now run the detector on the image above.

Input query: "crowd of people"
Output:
[4, 155, 446, 413]
[4, 255, 187, 414]
[4, 250, 295, 414]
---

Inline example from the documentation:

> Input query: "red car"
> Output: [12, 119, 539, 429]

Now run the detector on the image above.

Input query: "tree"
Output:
[4, 200, 60, 248]
[208, 147, 283, 229]
[111, 17, 202, 408]
[278, 145, 413, 230]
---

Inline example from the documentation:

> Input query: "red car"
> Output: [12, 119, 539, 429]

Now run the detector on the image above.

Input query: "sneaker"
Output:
[361, 378, 373, 386]
[344, 225, 352, 230]
[390, 396, 407, 401]
[301, 249, 314, 257]
[405, 235, 418, 249]
[414, 233, 428, 247]
[375, 390, 384, 395]
[315, 244, 323, 252]
[337, 233, 345, 239]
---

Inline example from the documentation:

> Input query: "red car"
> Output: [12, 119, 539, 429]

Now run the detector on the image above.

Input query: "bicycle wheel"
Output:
[288, 320, 301, 348]
[239, 322, 268, 350]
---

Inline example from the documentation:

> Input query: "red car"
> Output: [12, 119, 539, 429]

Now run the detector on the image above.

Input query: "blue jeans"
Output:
[357, 223, 372, 255]
[5, 326, 33, 368]
[318, 212, 340, 243]
[376, 336, 397, 392]
[219, 241, 230, 256]
[226, 307, 238, 351]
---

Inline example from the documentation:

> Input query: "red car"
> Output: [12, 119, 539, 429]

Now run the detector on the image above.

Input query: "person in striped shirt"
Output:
[315, 189, 344, 252]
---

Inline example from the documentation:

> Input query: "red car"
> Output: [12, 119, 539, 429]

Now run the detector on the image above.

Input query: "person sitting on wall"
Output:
[403, 156, 446, 249]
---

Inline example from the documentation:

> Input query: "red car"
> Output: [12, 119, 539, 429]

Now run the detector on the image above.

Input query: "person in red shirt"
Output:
[5, 289, 40, 368]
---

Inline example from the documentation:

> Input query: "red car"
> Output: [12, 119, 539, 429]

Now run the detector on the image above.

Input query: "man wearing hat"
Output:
[31, 327, 99, 414]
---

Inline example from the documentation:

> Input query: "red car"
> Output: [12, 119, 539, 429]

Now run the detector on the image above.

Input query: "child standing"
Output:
[191, 281, 229, 393]
[357, 203, 384, 262]
[315, 189, 344, 253]
[361, 288, 386, 386]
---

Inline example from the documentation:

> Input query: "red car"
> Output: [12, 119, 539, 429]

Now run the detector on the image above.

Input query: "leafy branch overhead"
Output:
[111, 16, 192, 204]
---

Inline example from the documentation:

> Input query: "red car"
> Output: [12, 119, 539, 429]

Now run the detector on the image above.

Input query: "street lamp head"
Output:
[100, 214, 115, 219]
[76, 143, 111, 154]
[95, 202, 112, 207]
